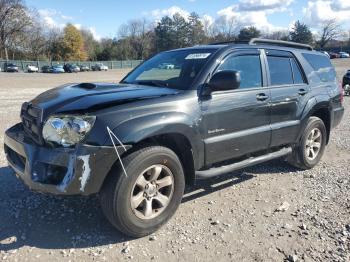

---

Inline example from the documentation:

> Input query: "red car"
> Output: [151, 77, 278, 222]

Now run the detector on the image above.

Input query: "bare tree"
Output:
[44, 27, 63, 61]
[263, 30, 289, 41]
[212, 16, 241, 41]
[0, 0, 32, 60]
[119, 19, 154, 59]
[23, 12, 47, 60]
[317, 19, 342, 49]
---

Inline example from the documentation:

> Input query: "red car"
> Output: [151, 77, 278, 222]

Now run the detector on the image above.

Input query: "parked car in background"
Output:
[321, 51, 330, 58]
[92, 63, 108, 71]
[343, 70, 350, 95]
[4, 63, 19, 72]
[339, 52, 350, 58]
[41, 65, 53, 73]
[52, 65, 65, 73]
[329, 52, 340, 59]
[79, 65, 90, 72]
[64, 64, 80, 73]
[27, 64, 39, 73]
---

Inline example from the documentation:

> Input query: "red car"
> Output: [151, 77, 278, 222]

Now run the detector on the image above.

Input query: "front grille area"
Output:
[21, 102, 43, 145]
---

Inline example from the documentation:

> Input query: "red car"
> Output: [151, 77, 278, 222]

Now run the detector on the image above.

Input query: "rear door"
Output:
[265, 49, 310, 147]
[200, 49, 271, 165]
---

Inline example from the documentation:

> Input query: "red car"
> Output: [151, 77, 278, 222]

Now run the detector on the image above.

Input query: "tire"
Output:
[99, 146, 185, 237]
[288, 116, 327, 170]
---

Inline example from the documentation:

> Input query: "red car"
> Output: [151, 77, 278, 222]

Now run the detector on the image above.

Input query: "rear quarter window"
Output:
[302, 53, 336, 83]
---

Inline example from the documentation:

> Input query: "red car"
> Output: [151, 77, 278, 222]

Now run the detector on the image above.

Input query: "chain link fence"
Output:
[0, 60, 143, 72]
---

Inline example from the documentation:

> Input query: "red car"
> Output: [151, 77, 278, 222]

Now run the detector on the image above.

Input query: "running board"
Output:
[195, 147, 292, 179]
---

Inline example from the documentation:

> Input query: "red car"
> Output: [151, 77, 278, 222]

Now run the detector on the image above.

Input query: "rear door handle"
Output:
[298, 89, 308, 96]
[256, 93, 269, 101]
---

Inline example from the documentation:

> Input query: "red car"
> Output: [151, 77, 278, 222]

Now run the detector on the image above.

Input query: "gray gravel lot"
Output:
[0, 61, 349, 262]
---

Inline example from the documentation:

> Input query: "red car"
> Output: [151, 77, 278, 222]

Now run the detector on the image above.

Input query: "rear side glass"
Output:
[267, 56, 294, 86]
[291, 59, 305, 84]
[302, 53, 336, 82]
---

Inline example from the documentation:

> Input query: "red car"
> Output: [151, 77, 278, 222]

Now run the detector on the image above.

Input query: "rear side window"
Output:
[302, 53, 336, 82]
[267, 56, 294, 85]
[218, 55, 262, 89]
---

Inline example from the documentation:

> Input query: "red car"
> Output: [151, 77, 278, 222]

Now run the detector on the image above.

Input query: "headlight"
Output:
[42, 115, 96, 147]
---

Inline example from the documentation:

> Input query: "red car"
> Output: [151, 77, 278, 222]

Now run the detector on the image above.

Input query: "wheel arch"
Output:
[300, 98, 331, 144]
[101, 112, 204, 186]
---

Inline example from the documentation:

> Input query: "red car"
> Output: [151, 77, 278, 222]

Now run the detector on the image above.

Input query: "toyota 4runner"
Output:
[4, 39, 344, 237]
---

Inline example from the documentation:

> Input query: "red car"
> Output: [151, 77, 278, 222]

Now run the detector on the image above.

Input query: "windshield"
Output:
[122, 49, 216, 90]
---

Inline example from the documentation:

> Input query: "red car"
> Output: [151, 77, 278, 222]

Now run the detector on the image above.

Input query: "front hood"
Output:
[30, 82, 179, 118]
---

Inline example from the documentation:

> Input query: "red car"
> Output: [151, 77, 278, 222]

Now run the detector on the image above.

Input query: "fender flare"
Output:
[102, 112, 204, 170]
[298, 96, 331, 142]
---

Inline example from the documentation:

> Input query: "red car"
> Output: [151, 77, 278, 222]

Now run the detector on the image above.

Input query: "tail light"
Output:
[339, 81, 344, 104]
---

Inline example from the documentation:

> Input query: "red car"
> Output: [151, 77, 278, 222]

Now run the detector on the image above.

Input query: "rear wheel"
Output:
[99, 146, 185, 237]
[288, 117, 327, 169]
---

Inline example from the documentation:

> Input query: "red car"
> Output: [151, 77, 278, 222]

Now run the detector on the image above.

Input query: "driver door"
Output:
[200, 49, 271, 165]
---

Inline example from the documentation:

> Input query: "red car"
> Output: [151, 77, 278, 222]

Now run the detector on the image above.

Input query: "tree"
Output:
[45, 28, 64, 61]
[289, 20, 313, 45]
[238, 26, 261, 41]
[264, 30, 289, 41]
[187, 12, 206, 46]
[120, 19, 154, 59]
[0, 0, 32, 60]
[316, 19, 342, 49]
[211, 16, 241, 42]
[155, 16, 174, 52]
[172, 13, 190, 48]
[62, 24, 86, 61]
[80, 29, 99, 60]
[23, 13, 48, 60]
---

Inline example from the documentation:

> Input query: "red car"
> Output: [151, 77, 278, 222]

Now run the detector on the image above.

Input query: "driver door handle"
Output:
[256, 93, 269, 101]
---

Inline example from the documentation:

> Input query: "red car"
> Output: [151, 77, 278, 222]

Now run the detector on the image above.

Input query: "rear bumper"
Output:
[331, 106, 344, 129]
[4, 123, 128, 196]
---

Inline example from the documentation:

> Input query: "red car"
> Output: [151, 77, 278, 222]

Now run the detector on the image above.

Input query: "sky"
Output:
[26, 0, 350, 40]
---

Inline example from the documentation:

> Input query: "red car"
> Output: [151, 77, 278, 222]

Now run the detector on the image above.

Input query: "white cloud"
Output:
[144, 0, 294, 33]
[216, 4, 286, 32]
[38, 9, 71, 29]
[74, 24, 82, 30]
[238, 0, 294, 12]
[145, 6, 191, 21]
[201, 14, 214, 26]
[303, 0, 350, 27]
[88, 27, 102, 41]
[330, 0, 350, 11]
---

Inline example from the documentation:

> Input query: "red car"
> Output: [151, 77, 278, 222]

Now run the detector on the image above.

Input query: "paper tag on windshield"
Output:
[185, 53, 211, 60]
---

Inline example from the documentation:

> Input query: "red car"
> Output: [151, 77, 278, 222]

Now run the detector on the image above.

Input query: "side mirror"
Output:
[207, 70, 241, 93]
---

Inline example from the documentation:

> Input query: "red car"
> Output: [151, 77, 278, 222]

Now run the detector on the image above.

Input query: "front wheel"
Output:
[99, 146, 185, 237]
[288, 116, 327, 169]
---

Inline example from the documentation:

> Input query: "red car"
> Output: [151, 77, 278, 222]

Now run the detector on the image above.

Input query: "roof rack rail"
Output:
[249, 38, 313, 51]
[208, 38, 313, 51]
[209, 40, 249, 45]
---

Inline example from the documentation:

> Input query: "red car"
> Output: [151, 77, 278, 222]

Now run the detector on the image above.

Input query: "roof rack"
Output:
[249, 38, 313, 51]
[209, 40, 249, 45]
[209, 38, 313, 51]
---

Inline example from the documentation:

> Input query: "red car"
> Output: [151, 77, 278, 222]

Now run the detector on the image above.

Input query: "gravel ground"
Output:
[0, 60, 349, 262]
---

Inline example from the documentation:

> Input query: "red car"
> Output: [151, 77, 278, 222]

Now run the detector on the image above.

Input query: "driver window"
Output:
[218, 55, 262, 89]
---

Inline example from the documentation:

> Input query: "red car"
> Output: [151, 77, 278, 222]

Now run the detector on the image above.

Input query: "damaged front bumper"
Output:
[4, 123, 128, 195]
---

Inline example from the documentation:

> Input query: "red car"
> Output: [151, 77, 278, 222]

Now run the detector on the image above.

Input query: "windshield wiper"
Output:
[133, 80, 169, 88]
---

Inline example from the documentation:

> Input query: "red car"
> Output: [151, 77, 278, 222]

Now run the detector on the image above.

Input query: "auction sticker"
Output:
[185, 53, 211, 60]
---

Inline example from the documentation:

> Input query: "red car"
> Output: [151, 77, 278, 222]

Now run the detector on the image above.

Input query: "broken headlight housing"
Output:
[42, 115, 96, 147]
